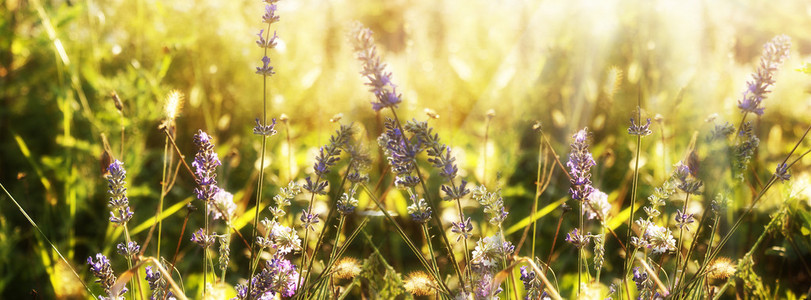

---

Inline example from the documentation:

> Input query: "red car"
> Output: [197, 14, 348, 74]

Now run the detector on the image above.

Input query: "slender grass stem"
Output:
[672, 193, 690, 290]
[0, 182, 96, 298]
[531, 131, 545, 258]
[123, 225, 144, 300]
[624, 106, 643, 298]
[157, 136, 170, 260]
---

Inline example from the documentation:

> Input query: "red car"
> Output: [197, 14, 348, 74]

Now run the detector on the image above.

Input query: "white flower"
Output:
[209, 190, 236, 221]
[585, 189, 611, 221]
[645, 223, 676, 254]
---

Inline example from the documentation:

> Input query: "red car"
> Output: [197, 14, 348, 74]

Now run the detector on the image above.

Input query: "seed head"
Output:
[707, 257, 736, 280]
[403, 271, 436, 296]
[332, 257, 362, 280]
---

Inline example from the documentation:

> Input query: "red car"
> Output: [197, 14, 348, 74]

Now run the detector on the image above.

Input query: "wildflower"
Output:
[471, 235, 514, 269]
[269, 182, 301, 218]
[218, 235, 231, 272]
[379, 119, 420, 188]
[192, 130, 221, 203]
[628, 117, 652, 136]
[313, 125, 353, 177]
[644, 223, 676, 254]
[775, 163, 791, 182]
[261, 3, 280, 24]
[333, 257, 362, 280]
[240, 258, 299, 299]
[253, 118, 278, 137]
[471, 185, 508, 226]
[737, 35, 791, 116]
[451, 217, 474, 242]
[734, 122, 760, 180]
[145, 265, 175, 300]
[585, 189, 611, 221]
[407, 196, 432, 224]
[255, 55, 275, 76]
[472, 271, 502, 300]
[191, 228, 216, 248]
[707, 257, 736, 280]
[270, 222, 301, 254]
[674, 161, 703, 195]
[116, 241, 140, 258]
[675, 209, 695, 231]
[336, 191, 359, 215]
[632, 267, 652, 299]
[593, 234, 605, 272]
[351, 23, 402, 112]
[106, 160, 133, 225]
[709, 122, 735, 141]
[567, 128, 596, 202]
[255, 29, 278, 49]
[87, 253, 125, 297]
[299, 210, 320, 231]
[303, 176, 328, 195]
[163, 90, 183, 124]
[209, 190, 236, 221]
[404, 271, 436, 296]
[565, 228, 590, 248]
[520, 266, 542, 300]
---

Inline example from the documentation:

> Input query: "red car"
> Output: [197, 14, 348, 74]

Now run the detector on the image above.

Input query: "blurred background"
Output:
[1, 0, 811, 298]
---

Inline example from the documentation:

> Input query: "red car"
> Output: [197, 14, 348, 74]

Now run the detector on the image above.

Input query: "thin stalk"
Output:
[625, 107, 643, 296]
[203, 197, 209, 297]
[327, 216, 346, 270]
[157, 135, 170, 259]
[389, 109, 465, 293]
[483, 114, 492, 186]
[295, 174, 323, 298]
[165, 206, 191, 300]
[123, 225, 144, 300]
[361, 184, 451, 295]
[672, 193, 691, 289]
[422, 223, 442, 287]
[578, 201, 584, 298]
[531, 132, 546, 257]
[0, 182, 96, 298]
[451, 179, 473, 285]
[248, 22, 273, 300]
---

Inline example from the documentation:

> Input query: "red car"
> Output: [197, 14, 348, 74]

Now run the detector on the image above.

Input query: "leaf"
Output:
[505, 197, 566, 235]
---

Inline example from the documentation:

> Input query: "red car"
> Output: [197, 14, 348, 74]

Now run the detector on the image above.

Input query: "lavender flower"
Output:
[565, 228, 590, 248]
[593, 234, 605, 272]
[87, 253, 125, 297]
[471, 185, 508, 226]
[218, 235, 231, 272]
[471, 235, 514, 269]
[520, 266, 542, 300]
[106, 160, 133, 225]
[192, 130, 221, 203]
[336, 191, 359, 215]
[737, 35, 791, 116]
[775, 163, 791, 182]
[406, 196, 432, 224]
[191, 228, 216, 248]
[675, 209, 695, 231]
[145, 265, 175, 300]
[233, 258, 300, 299]
[567, 128, 595, 202]
[643, 223, 676, 254]
[253, 118, 278, 137]
[628, 117, 652, 136]
[299, 210, 320, 231]
[116, 241, 140, 258]
[734, 122, 760, 180]
[351, 23, 402, 112]
[379, 119, 420, 189]
[255, 29, 278, 49]
[261, 3, 280, 25]
[451, 217, 473, 242]
[674, 161, 703, 195]
[255, 55, 275, 76]
[632, 267, 652, 300]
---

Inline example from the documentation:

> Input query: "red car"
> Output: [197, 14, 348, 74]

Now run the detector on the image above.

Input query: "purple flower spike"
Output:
[737, 35, 791, 116]
[567, 128, 595, 202]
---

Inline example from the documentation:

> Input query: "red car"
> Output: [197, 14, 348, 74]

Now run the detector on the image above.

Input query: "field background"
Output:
[1, 0, 811, 298]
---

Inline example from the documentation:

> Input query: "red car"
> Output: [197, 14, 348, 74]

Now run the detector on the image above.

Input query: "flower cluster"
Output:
[255, 1, 280, 77]
[628, 116, 652, 136]
[192, 130, 221, 203]
[191, 228, 217, 248]
[567, 128, 595, 202]
[378, 119, 420, 189]
[269, 182, 301, 219]
[106, 160, 133, 225]
[253, 118, 278, 137]
[520, 266, 542, 300]
[584, 188, 611, 222]
[87, 253, 126, 297]
[737, 35, 791, 116]
[350, 23, 402, 112]
[145, 265, 175, 300]
[451, 217, 473, 242]
[775, 162, 791, 182]
[734, 122, 760, 180]
[632, 267, 653, 300]
[565, 228, 591, 248]
[234, 258, 300, 299]
[116, 241, 140, 258]
[634, 220, 676, 254]
[471, 235, 514, 269]
[471, 185, 508, 226]
[209, 190, 236, 222]
[303, 125, 353, 195]
[674, 162, 703, 195]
